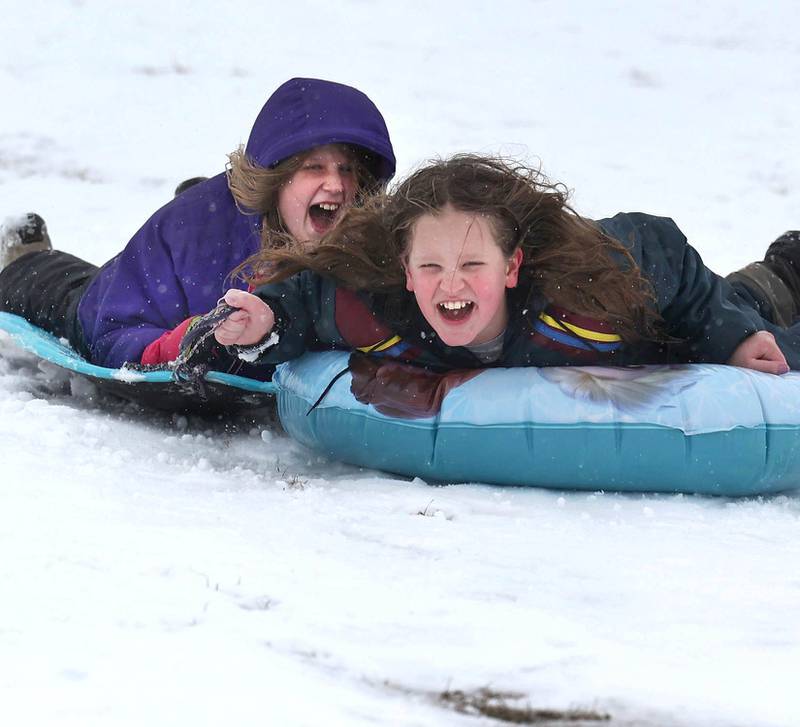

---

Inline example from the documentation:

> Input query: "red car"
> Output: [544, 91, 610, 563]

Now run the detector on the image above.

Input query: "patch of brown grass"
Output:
[437, 687, 610, 725]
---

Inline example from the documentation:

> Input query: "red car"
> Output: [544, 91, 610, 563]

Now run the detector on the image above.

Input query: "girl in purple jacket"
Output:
[0, 78, 395, 376]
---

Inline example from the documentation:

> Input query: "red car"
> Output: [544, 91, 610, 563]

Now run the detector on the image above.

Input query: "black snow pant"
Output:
[0, 250, 98, 359]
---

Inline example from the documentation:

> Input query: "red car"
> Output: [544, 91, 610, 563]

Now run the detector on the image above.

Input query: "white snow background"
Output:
[1, 2, 799, 725]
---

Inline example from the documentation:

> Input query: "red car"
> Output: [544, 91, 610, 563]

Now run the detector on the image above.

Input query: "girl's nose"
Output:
[440, 268, 466, 293]
[321, 169, 345, 194]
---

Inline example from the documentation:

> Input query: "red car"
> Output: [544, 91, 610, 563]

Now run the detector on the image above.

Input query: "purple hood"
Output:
[78, 78, 395, 369]
[245, 77, 395, 180]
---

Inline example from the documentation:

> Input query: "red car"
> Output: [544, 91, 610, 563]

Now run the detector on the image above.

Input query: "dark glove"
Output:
[172, 302, 240, 397]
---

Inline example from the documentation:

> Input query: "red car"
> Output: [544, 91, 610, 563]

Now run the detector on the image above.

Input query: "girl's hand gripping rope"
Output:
[171, 292, 275, 396]
[214, 289, 276, 347]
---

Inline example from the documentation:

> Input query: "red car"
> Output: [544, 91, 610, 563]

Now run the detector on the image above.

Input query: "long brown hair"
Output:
[248, 154, 663, 342]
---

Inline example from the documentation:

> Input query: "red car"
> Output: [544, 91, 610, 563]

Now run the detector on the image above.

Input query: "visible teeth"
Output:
[318, 203, 340, 211]
[440, 301, 470, 310]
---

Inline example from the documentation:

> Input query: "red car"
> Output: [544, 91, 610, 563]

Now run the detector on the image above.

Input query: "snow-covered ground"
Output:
[1, 2, 798, 725]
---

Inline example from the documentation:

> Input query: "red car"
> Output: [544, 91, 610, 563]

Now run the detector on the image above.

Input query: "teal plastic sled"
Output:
[0, 312, 276, 412]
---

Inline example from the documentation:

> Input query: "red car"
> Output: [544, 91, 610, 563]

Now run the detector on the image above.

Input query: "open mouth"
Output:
[308, 202, 341, 234]
[437, 300, 474, 321]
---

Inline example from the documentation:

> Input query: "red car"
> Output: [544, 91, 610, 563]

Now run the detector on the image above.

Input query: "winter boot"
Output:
[174, 176, 208, 197]
[765, 231, 800, 298]
[0, 213, 52, 270]
[727, 231, 800, 327]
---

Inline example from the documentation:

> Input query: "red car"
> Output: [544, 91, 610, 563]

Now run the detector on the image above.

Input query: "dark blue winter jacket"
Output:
[76, 77, 395, 368]
[246, 213, 777, 369]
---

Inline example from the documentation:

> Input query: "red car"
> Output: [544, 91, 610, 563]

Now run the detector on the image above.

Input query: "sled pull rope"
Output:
[306, 366, 351, 415]
[305, 338, 390, 415]
[171, 301, 239, 397]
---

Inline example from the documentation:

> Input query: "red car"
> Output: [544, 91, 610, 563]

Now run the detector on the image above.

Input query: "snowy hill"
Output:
[1, 2, 798, 725]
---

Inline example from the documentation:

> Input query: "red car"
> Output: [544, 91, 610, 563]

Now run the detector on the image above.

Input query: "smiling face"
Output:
[403, 205, 523, 347]
[277, 144, 359, 242]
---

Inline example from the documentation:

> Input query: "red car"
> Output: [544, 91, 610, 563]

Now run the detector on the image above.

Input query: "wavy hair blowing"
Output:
[250, 154, 663, 342]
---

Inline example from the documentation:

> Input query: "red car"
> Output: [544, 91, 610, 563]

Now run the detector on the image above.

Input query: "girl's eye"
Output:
[463, 261, 484, 269]
[338, 164, 354, 174]
[419, 263, 442, 271]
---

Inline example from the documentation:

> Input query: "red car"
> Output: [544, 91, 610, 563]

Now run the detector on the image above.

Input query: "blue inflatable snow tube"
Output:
[273, 351, 800, 496]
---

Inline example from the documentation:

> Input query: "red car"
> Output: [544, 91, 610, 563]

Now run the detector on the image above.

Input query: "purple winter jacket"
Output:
[77, 77, 395, 369]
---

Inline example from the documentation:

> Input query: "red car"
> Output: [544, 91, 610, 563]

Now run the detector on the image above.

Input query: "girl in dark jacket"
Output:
[205, 154, 800, 374]
[0, 77, 395, 377]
